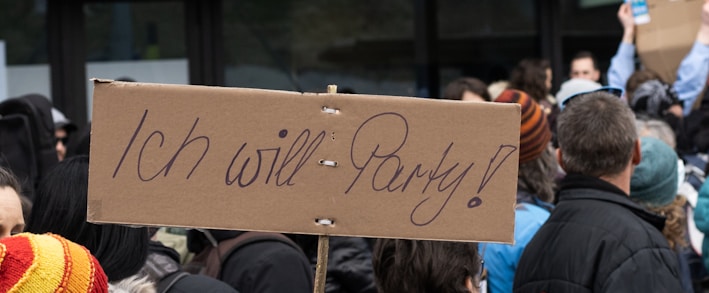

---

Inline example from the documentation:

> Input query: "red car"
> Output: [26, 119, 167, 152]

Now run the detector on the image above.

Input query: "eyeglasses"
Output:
[55, 136, 69, 146]
[474, 256, 486, 290]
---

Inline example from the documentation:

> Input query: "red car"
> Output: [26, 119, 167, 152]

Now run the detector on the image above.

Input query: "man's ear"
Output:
[632, 139, 642, 165]
[556, 148, 566, 171]
[464, 276, 475, 293]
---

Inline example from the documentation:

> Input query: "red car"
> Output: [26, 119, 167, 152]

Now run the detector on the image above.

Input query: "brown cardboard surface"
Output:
[88, 80, 520, 243]
[636, 0, 703, 83]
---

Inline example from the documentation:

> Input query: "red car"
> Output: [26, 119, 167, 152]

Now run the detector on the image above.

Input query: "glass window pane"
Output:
[0, 0, 49, 101]
[437, 0, 538, 95]
[85, 2, 187, 62]
[223, 0, 416, 96]
[560, 0, 624, 83]
[84, 2, 188, 119]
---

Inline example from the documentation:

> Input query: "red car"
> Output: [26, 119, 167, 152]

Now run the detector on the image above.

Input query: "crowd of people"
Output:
[4, 2, 709, 292]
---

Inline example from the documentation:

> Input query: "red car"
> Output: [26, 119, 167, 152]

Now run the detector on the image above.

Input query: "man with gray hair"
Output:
[513, 92, 683, 292]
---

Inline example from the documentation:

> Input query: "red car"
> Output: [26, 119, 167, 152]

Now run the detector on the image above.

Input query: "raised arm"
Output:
[674, 0, 709, 116]
[608, 3, 637, 90]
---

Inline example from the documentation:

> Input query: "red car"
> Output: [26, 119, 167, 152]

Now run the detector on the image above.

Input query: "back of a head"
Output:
[630, 137, 686, 249]
[630, 79, 680, 118]
[115, 76, 136, 82]
[373, 239, 479, 293]
[337, 87, 356, 94]
[26, 155, 149, 282]
[0, 93, 58, 200]
[442, 78, 491, 101]
[635, 117, 676, 149]
[626, 69, 663, 99]
[508, 58, 551, 102]
[630, 137, 678, 208]
[557, 92, 637, 177]
[555, 78, 602, 110]
[0, 233, 108, 292]
[67, 122, 92, 158]
[495, 90, 552, 164]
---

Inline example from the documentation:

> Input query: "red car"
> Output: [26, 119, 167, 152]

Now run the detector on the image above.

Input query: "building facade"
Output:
[0, 0, 624, 126]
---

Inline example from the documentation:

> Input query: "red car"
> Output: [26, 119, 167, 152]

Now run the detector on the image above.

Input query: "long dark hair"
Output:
[442, 77, 491, 101]
[518, 146, 557, 203]
[509, 58, 551, 102]
[26, 155, 149, 282]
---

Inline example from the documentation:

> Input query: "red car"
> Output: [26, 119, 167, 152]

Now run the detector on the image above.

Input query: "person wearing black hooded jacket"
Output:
[291, 235, 377, 293]
[142, 241, 238, 293]
[187, 229, 313, 293]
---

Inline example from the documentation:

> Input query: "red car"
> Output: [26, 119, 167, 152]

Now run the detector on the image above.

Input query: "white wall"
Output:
[6, 64, 51, 99]
[5, 59, 188, 119]
[0, 41, 8, 101]
[85, 59, 189, 119]
[6, 59, 415, 122]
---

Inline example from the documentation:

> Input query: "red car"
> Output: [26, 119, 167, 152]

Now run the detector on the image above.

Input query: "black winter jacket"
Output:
[142, 241, 238, 293]
[514, 174, 684, 293]
[188, 230, 313, 293]
[295, 236, 376, 293]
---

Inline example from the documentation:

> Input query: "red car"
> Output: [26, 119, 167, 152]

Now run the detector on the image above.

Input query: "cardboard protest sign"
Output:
[88, 80, 520, 243]
[636, 0, 703, 84]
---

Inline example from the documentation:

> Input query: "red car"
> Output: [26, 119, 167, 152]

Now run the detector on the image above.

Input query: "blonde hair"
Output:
[647, 195, 687, 250]
[635, 118, 676, 149]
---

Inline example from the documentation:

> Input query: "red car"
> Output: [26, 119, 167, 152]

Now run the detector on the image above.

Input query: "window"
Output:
[437, 0, 538, 95]
[223, 0, 416, 96]
[0, 0, 49, 100]
[84, 2, 188, 118]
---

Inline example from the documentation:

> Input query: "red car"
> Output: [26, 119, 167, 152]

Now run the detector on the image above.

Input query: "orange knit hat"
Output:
[0, 233, 108, 293]
[496, 89, 552, 164]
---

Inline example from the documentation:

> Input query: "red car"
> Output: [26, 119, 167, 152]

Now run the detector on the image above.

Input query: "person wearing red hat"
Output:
[0, 166, 25, 239]
[0, 233, 109, 292]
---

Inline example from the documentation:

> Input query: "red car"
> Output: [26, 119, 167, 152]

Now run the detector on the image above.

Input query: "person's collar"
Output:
[148, 241, 181, 263]
[560, 173, 628, 197]
[558, 173, 666, 231]
[516, 188, 554, 212]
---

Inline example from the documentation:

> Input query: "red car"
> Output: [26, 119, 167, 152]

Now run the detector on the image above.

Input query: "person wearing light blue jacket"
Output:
[608, 2, 709, 116]
[481, 90, 556, 293]
[482, 196, 552, 293]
